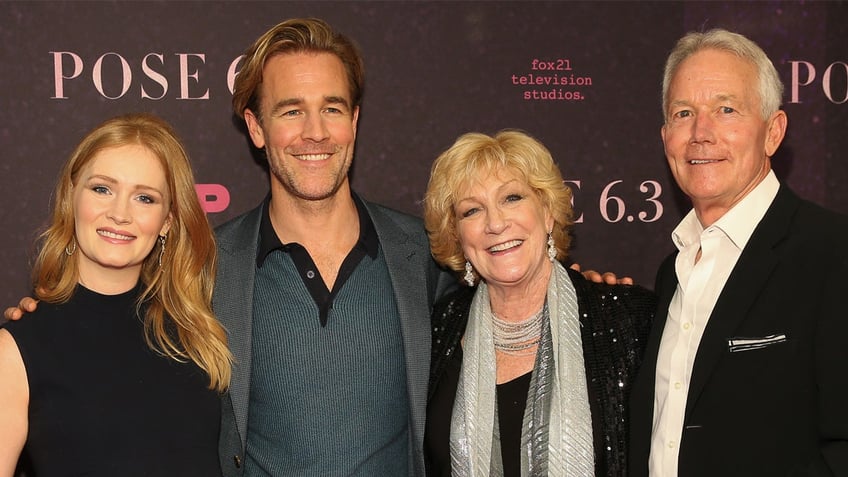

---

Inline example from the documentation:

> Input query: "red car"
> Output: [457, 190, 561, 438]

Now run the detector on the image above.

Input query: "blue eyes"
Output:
[89, 185, 156, 204]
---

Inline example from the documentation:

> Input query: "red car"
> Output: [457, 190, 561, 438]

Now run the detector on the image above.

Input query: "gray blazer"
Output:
[214, 197, 456, 477]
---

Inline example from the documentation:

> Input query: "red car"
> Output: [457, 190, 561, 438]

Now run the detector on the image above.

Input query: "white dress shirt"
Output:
[648, 171, 779, 477]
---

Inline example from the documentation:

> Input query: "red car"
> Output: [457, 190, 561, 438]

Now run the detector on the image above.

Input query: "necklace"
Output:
[491, 302, 546, 356]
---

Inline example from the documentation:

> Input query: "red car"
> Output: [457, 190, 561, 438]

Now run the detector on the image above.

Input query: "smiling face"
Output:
[244, 52, 359, 204]
[72, 144, 171, 292]
[661, 48, 786, 226]
[455, 169, 554, 292]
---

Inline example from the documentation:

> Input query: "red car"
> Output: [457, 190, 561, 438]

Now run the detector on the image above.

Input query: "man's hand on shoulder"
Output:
[4, 297, 38, 321]
[569, 263, 634, 286]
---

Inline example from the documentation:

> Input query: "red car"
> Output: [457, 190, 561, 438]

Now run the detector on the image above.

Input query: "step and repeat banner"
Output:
[1, 1, 846, 306]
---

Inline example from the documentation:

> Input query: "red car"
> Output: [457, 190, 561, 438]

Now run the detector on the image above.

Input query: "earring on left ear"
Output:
[65, 238, 77, 256]
[464, 260, 475, 287]
[158, 234, 167, 268]
[547, 231, 556, 262]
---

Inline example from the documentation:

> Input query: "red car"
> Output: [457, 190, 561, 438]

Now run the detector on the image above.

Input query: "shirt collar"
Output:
[255, 192, 379, 267]
[672, 170, 779, 252]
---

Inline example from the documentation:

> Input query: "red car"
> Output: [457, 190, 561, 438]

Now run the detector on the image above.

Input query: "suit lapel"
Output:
[362, 201, 432, 465]
[630, 253, 677, 460]
[214, 204, 263, 445]
[646, 255, 679, 385]
[684, 186, 799, 418]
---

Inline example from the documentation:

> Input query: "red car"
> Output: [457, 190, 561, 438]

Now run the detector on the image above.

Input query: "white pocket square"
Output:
[727, 334, 787, 353]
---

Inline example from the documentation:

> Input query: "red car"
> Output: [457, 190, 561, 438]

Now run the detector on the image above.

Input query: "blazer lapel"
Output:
[684, 186, 799, 419]
[646, 254, 679, 386]
[214, 204, 263, 445]
[362, 200, 432, 472]
[630, 252, 677, 463]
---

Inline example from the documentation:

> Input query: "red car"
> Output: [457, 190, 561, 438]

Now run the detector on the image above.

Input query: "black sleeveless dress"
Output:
[3, 284, 222, 476]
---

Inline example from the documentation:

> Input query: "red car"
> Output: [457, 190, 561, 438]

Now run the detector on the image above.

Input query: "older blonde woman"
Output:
[422, 130, 655, 476]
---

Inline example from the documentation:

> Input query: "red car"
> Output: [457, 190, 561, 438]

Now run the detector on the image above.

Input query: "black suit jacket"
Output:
[630, 186, 848, 476]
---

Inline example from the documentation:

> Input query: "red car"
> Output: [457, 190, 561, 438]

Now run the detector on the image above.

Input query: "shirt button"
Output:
[683, 322, 691, 330]
[306, 270, 315, 279]
[674, 382, 682, 390]
[668, 440, 676, 449]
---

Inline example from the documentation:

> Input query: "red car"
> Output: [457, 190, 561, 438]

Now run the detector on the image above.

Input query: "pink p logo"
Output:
[195, 184, 230, 213]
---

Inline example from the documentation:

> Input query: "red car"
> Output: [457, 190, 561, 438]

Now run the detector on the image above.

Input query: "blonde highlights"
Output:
[423, 130, 574, 283]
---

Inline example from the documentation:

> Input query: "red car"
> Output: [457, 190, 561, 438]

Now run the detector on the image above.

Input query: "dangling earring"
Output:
[158, 234, 167, 268]
[464, 260, 475, 287]
[547, 231, 556, 262]
[65, 238, 76, 256]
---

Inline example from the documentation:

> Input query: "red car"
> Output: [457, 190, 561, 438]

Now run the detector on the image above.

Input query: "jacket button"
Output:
[234, 455, 242, 468]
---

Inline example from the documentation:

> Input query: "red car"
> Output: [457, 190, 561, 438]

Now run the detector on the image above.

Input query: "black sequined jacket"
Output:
[427, 267, 656, 477]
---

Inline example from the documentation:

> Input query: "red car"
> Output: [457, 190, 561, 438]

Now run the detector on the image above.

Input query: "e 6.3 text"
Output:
[566, 179, 664, 224]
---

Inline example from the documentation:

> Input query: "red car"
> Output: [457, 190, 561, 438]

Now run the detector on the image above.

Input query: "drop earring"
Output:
[547, 231, 556, 262]
[464, 260, 475, 286]
[158, 234, 167, 268]
[65, 239, 76, 256]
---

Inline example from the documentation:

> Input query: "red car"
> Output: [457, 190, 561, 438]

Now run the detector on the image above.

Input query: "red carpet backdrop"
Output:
[1, 1, 846, 307]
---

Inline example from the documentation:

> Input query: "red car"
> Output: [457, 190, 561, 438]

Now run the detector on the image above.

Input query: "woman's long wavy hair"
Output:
[32, 113, 231, 391]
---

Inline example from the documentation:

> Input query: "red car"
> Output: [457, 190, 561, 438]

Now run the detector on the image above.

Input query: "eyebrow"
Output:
[714, 93, 740, 103]
[268, 98, 302, 116]
[669, 93, 740, 109]
[85, 174, 118, 184]
[324, 95, 351, 109]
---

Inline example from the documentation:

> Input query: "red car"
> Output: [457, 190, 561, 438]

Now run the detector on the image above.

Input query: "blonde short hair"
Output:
[423, 130, 573, 283]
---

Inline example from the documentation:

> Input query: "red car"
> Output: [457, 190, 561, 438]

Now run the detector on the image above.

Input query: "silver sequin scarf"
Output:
[449, 262, 595, 476]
